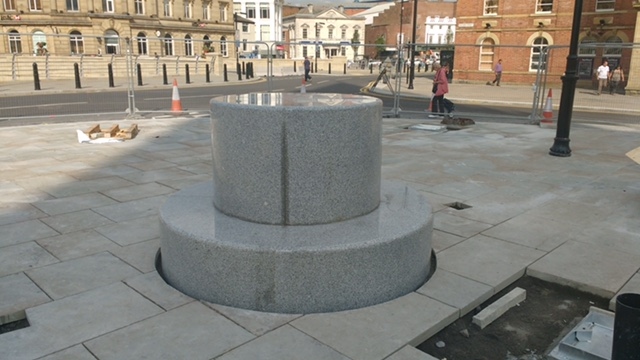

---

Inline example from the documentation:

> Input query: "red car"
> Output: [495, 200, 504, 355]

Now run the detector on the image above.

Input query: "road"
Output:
[0, 75, 636, 126]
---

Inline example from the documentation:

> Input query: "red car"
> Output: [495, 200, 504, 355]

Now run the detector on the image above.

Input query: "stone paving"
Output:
[1, 87, 640, 359]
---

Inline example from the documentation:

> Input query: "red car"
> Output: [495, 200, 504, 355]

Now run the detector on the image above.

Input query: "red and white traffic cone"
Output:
[540, 89, 554, 127]
[301, 78, 307, 93]
[171, 79, 183, 113]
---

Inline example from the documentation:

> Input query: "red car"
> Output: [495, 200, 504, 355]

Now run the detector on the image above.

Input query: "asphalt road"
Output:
[0, 75, 636, 126]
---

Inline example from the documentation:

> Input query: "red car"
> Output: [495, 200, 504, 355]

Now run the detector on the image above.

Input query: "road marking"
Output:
[273, 89, 285, 92]
[317, 80, 329, 84]
[0, 102, 88, 110]
[144, 94, 221, 100]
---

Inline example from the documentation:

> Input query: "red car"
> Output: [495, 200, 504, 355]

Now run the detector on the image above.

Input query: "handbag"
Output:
[432, 82, 438, 94]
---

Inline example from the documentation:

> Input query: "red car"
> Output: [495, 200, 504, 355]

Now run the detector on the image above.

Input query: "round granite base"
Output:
[159, 181, 433, 314]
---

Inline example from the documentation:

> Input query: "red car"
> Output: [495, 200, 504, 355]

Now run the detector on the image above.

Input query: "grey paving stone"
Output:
[385, 346, 438, 360]
[523, 198, 616, 227]
[570, 225, 640, 256]
[36, 229, 120, 261]
[66, 165, 141, 182]
[26, 252, 140, 299]
[426, 179, 497, 200]
[218, 324, 349, 360]
[204, 301, 302, 336]
[291, 292, 458, 360]
[118, 168, 196, 185]
[0, 181, 53, 203]
[431, 229, 466, 253]
[609, 273, 640, 311]
[157, 173, 212, 190]
[177, 162, 213, 175]
[109, 238, 159, 273]
[127, 159, 176, 171]
[481, 214, 575, 252]
[85, 301, 254, 360]
[0, 242, 58, 277]
[13, 173, 78, 191]
[39, 209, 114, 234]
[433, 212, 493, 238]
[0, 219, 59, 248]
[92, 195, 167, 222]
[0, 203, 47, 226]
[37, 345, 97, 360]
[437, 235, 545, 292]
[528, 240, 640, 298]
[43, 176, 135, 198]
[95, 215, 160, 246]
[417, 268, 493, 317]
[100, 182, 175, 202]
[0, 273, 50, 321]
[32, 193, 118, 216]
[472, 287, 526, 329]
[124, 271, 193, 311]
[0, 282, 163, 360]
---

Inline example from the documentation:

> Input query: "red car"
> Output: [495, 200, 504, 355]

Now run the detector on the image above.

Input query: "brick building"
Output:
[453, 0, 639, 89]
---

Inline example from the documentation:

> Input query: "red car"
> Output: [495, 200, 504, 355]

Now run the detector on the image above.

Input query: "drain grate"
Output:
[445, 202, 472, 210]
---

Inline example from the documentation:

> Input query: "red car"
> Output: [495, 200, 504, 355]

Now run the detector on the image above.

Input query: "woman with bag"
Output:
[609, 65, 625, 95]
[429, 63, 449, 118]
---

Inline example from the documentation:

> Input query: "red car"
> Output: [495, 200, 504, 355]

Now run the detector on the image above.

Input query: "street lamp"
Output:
[315, 22, 324, 72]
[408, 0, 418, 89]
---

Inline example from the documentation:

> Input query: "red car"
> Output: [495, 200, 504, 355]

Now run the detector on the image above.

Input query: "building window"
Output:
[29, 0, 42, 11]
[70, 31, 84, 54]
[184, 1, 192, 18]
[163, 0, 172, 17]
[164, 34, 174, 55]
[202, 1, 210, 19]
[219, 3, 227, 21]
[302, 28, 308, 39]
[134, 0, 144, 14]
[246, 3, 255, 18]
[136, 32, 148, 55]
[105, 29, 119, 54]
[260, 25, 269, 41]
[302, 46, 307, 57]
[535, 0, 552, 13]
[184, 35, 193, 56]
[603, 35, 622, 56]
[102, 0, 114, 12]
[341, 46, 346, 56]
[596, 0, 614, 11]
[242, 39, 247, 51]
[530, 36, 548, 71]
[479, 37, 494, 71]
[220, 36, 228, 56]
[4, 0, 16, 11]
[578, 36, 597, 56]
[328, 26, 334, 39]
[66, 0, 79, 12]
[242, 23, 248, 32]
[315, 26, 320, 38]
[8, 30, 22, 53]
[484, 0, 498, 15]
[233, 1, 240, 13]
[259, 2, 269, 18]
[203, 35, 213, 52]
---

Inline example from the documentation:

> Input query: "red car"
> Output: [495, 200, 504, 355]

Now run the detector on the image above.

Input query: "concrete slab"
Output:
[38, 345, 98, 360]
[84, 302, 254, 360]
[127, 159, 176, 171]
[217, 324, 349, 360]
[609, 273, 640, 311]
[26, 252, 140, 299]
[0, 203, 47, 226]
[36, 229, 120, 261]
[437, 234, 546, 292]
[65, 166, 140, 182]
[204, 301, 302, 336]
[157, 173, 212, 190]
[0, 242, 59, 277]
[416, 268, 493, 317]
[123, 271, 194, 311]
[431, 229, 466, 253]
[0, 219, 59, 248]
[481, 214, 575, 252]
[433, 212, 493, 238]
[94, 215, 160, 246]
[385, 346, 438, 360]
[523, 199, 616, 227]
[32, 193, 118, 216]
[472, 287, 526, 329]
[100, 182, 175, 202]
[528, 241, 640, 298]
[118, 168, 196, 185]
[0, 181, 53, 203]
[0, 273, 50, 322]
[43, 176, 137, 198]
[0, 282, 163, 360]
[39, 209, 114, 234]
[92, 195, 168, 222]
[108, 238, 159, 273]
[291, 292, 457, 360]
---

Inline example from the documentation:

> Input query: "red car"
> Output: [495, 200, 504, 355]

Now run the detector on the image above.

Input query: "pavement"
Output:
[1, 71, 640, 360]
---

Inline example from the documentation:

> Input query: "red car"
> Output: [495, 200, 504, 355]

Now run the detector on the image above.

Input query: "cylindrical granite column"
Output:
[210, 93, 382, 225]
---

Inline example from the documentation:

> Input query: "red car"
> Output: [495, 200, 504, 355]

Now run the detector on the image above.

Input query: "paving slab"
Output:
[36, 229, 120, 261]
[84, 301, 254, 360]
[0, 282, 163, 360]
[481, 213, 576, 252]
[609, 272, 640, 310]
[0, 203, 47, 226]
[123, 271, 194, 311]
[92, 195, 168, 222]
[416, 268, 493, 317]
[204, 301, 302, 336]
[100, 182, 175, 202]
[433, 212, 493, 238]
[0, 219, 59, 248]
[118, 167, 196, 185]
[26, 252, 141, 299]
[94, 214, 160, 246]
[528, 240, 640, 298]
[108, 238, 160, 273]
[523, 198, 616, 227]
[436, 234, 546, 292]
[0, 241, 59, 277]
[39, 209, 114, 234]
[0, 273, 50, 322]
[43, 176, 137, 198]
[431, 229, 466, 253]
[385, 346, 438, 360]
[32, 193, 118, 216]
[291, 292, 457, 360]
[472, 287, 526, 329]
[38, 345, 98, 360]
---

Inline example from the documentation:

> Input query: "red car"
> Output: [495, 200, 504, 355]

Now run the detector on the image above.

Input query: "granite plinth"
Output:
[209, 93, 382, 225]
[159, 181, 433, 314]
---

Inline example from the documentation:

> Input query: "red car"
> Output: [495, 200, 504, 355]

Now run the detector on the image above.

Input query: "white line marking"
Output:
[144, 94, 221, 100]
[0, 102, 88, 110]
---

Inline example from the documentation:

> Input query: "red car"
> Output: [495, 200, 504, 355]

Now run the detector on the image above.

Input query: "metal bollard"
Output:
[343, 63, 346, 75]
[137, 63, 143, 86]
[185, 64, 191, 84]
[74, 63, 82, 89]
[294, 61, 297, 73]
[245, 63, 250, 80]
[32, 63, 41, 90]
[370, 64, 373, 74]
[224, 64, 228, 82]
[162, 64, 168, 85]
[108, 63, 115, 88]
[237, 63, 242, 80]
[242, 61, 245, 75]
[247, 63, 252, 78]
[329, 63, 331, 74]
[206, 64, 210, 83]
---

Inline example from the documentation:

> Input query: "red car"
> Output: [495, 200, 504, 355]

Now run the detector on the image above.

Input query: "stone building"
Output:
[232, 0, 282, 58]
[1, 0, 237, 58]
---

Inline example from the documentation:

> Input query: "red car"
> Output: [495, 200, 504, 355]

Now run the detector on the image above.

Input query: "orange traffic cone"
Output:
[301, 78, 307, 93]
[171, 79, 183, 113]
[540, 89, 554, 127]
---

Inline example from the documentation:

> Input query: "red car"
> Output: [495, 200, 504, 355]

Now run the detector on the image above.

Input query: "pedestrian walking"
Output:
[429, 62, 449, 118]
[303, 56, 312, 82]
[487, 59, 503, 86]
[609, 64, 625, 95]
[595, 59, 609, 95]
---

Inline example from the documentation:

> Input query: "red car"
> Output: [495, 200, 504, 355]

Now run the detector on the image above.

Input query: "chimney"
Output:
[338, 5, 344, 12]
[307, 4, 313, 13]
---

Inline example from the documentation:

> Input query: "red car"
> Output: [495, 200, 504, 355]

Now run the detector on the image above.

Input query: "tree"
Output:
[374, 35, 386, 59]
[351, 30, 361, 61]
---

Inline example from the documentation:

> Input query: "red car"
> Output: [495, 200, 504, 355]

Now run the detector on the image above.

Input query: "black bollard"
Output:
[247, 63, 252, 78]
[74, 63, 82, 89]
[370, 64, 373, 74]
[242, 61, 245, 75]
[223, 64, 228, 82]
[32, 63, 41, 91]
[245, 63, 250, 80]
[205, 64, 210, 83]
[329, 63, 331, 74]
[237, 63, 242, 80]
[185, 64, 191, 84]
[343, 63, 346, 75]
[406, 68, 409, 84]
[612, 293, 640, 360]
[294, 61, 297, 73]
[137, 63, 143, 86]
[108, 63, 115, 88]
[250, 62, 254, 78]
[162, 64, 168, 85]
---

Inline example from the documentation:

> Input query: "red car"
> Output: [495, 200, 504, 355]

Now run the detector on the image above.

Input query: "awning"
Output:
[233, 14, 254, 24]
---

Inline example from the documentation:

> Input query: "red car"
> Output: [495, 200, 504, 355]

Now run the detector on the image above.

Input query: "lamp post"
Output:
[549, 0, 583, 157]
[315, 22, 324, 72]
[408, 0, 418, 89]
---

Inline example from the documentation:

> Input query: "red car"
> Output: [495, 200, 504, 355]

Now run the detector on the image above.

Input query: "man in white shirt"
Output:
[595, 60, 610, 95]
